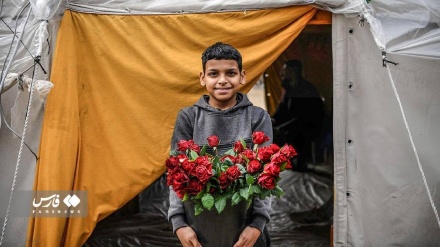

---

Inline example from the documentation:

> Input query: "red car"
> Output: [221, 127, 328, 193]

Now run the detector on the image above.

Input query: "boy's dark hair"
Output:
[201, 42, 242, 72]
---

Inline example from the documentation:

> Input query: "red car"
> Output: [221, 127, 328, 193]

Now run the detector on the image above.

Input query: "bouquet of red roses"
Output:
[165, 131, 297, 215]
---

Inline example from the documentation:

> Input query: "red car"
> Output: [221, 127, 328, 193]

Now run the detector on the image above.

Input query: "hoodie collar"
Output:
[194, 93, 253, 113]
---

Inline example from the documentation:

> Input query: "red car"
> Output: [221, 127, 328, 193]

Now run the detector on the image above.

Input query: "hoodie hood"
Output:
[194, 92, 253, 114]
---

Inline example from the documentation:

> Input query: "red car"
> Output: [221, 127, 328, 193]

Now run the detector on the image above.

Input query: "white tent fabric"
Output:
[1, 0, 439, 79]
[333, 14, 440, 246]
[364, 0, 440, 59]
[1, 0, 440, 246]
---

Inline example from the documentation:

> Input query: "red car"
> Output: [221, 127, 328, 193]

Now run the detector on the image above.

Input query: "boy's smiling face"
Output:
[200, 59, 246, 110]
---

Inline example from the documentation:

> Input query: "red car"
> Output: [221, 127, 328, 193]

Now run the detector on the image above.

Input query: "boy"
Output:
[168, 42, 273, 247]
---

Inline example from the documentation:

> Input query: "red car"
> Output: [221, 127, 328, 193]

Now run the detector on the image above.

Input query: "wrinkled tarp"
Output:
[84, 170, 333, 247]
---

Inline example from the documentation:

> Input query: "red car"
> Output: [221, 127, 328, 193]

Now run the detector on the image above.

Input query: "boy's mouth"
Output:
[214, 87, 232, 91]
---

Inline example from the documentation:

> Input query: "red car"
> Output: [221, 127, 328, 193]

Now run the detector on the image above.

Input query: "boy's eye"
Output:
[208, 72, 217, 77]
[227, 71, 237, 76]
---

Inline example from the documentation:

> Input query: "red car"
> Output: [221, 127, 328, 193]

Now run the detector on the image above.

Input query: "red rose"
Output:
[233, 141, 244, 153]
[247, 159, 262, 174]
[165, 156, 180, 173]
[285, 159, 292, 169]
[177, 154, 188, 162]
[220, 155, 236, 164]
[190, 143, 201, 153]
[166, 172, 173, 186]
[207, 135, 220, 147]
[226, 165, 241, 181]
[195, 156, 211, 167]
[257, 146, 275, 162]
[219, 172, 230, 189]
[173, 185, 186, 199]
[187, 179, 204, 195]
[280, 144, 297, 158]
[264, 162, 281, 176]
[258, 173, 276, 190]
[252, 131, 269, 145]
[181, 160, 196, 173]
[235, 155, 245, 165]
[171, 169, 189, 192]
[269, 143, 280, 153]
[270, 152, 287, 165]
[177, 140, 192, 152]
[241, 149, 255, 160]
[172, 169, 189, 184]
[190, 164, 212, 183]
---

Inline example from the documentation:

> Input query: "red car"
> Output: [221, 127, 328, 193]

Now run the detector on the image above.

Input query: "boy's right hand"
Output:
[176, 226, 202, 247]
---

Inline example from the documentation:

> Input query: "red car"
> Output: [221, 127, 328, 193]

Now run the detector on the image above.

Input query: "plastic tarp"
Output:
[364, 0, 440, 59]
[83, 171, 333, 247]
[332, 14, 440, 246]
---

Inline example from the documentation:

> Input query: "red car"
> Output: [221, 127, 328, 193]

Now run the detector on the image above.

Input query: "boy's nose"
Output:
[218, 76, 228, 84]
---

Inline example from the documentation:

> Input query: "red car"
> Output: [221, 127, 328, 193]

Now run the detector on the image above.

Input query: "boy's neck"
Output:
[207, 94, 241, 111]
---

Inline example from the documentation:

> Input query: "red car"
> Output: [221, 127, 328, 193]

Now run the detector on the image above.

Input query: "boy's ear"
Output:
[240, 70, 246, 85]
[200, 71, 206, 86]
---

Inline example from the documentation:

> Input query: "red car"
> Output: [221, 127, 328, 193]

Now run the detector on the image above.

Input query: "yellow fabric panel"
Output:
[27, 6, 316, 246]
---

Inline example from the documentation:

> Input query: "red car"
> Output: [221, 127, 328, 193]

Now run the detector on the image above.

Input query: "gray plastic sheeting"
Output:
[84, 170, 333, 247]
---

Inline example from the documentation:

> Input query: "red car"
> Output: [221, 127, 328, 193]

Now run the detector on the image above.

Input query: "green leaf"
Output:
[251, 185, 262, 194]
[205, 183, 211, 193]
[221, 163, 229, 172]
[280, 161, 287, 171]
[259, 190, 271, 199]
[231, 192, 242, 205]
[223, 159, 233, 167]
[215, 196, 227, 214]
[246, 199, 252, 209]
[242, 156, 249, 163]
[237, 164, 246, 174]
[213, 156, 221, 173]
[189, 150, 198, 160]
[248, 185, 254, 195]
[200, 145, 207, 156]
[170, 150, 178, 156]
[224, 149, 236, 156]
[239, 187, 250, 200]
[225, 190, 234, 199]
[272, 185, 285, 197]
[195, 191, 204, 199]
[195, 203, 204, 215]
[240, 139, 247, 149]
[182, 193, 189, 202]
[246, 174, 255, 185]
[201, 193, 214, 210]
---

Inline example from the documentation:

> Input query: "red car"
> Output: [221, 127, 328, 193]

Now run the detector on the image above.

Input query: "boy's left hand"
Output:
[233, 226, 261, 247]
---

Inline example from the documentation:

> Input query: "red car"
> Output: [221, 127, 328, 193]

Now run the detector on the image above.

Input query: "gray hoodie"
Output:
[168, 93, 273, 235]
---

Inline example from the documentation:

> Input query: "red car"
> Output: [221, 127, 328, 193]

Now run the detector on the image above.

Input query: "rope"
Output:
[0, 67, 36, 246]
[0, 5, 33, 243]
[386, 65, 440, 229]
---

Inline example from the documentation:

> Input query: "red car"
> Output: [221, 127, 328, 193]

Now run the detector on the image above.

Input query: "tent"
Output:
[0, 0, 439, 246]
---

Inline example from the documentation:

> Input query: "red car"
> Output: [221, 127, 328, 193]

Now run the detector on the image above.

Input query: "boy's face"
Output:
[200, 59, 246, 110]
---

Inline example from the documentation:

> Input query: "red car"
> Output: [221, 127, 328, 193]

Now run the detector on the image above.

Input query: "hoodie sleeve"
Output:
[249, 107, 274, 232]
[170, 109, 194, 150]
[168, 109, 194, 233]
[252, 108, 274, 147]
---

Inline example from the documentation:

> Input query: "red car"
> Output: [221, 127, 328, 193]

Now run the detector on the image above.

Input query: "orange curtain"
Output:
[27, 6, 316, 246]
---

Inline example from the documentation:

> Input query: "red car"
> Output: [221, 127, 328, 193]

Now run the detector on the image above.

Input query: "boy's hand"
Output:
[233, 226, 261, 247]
[176, 226, 202, 247]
